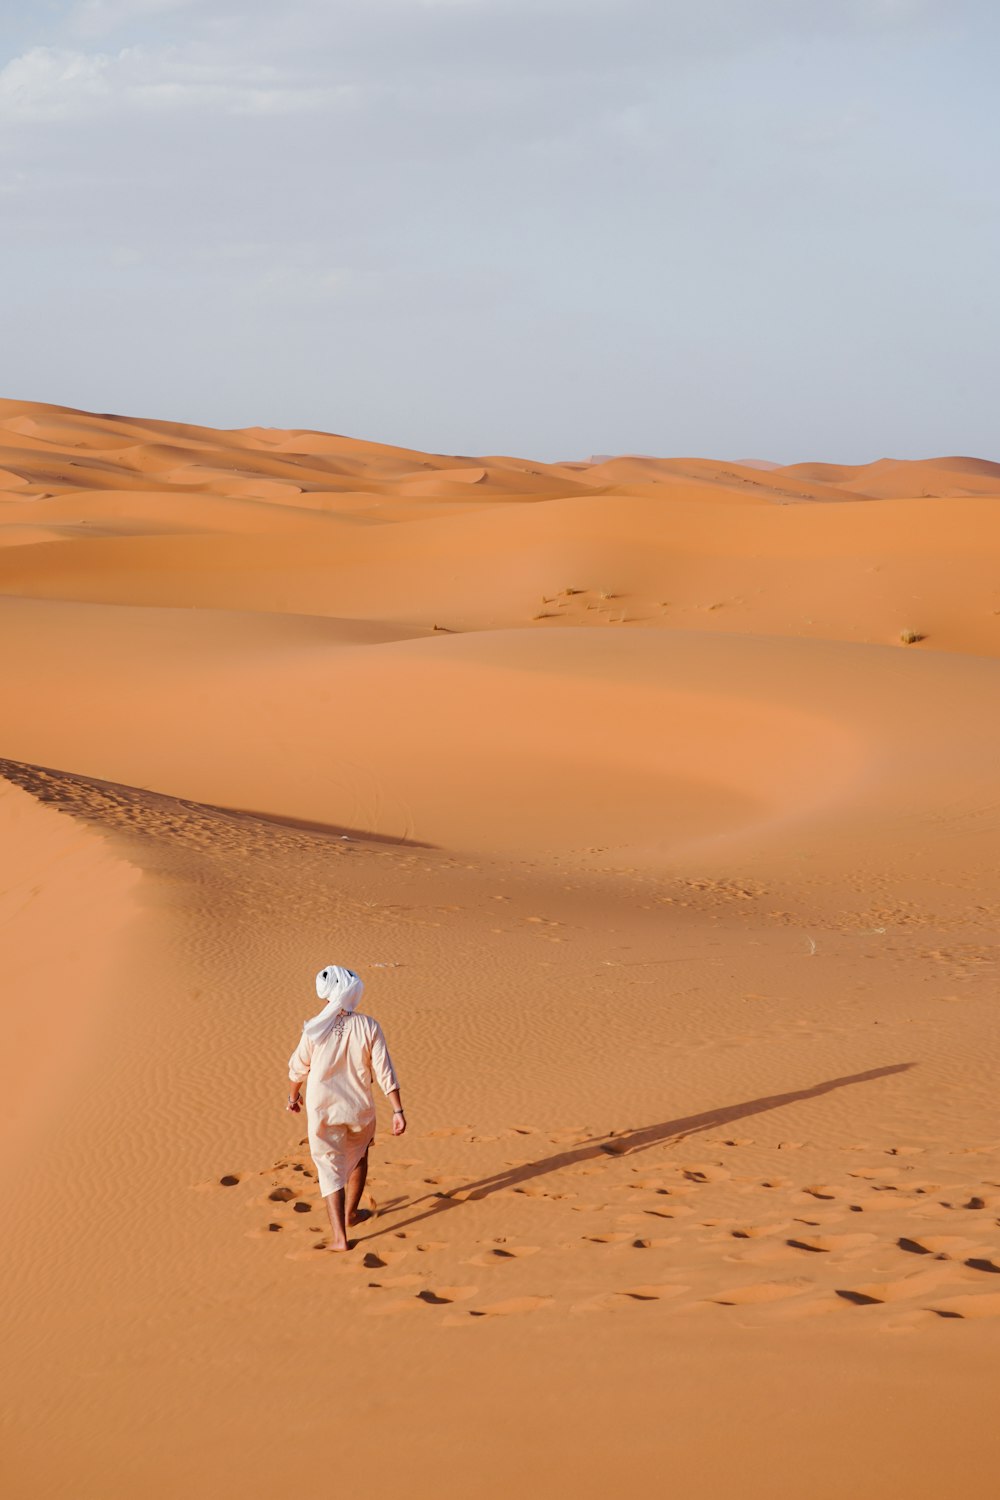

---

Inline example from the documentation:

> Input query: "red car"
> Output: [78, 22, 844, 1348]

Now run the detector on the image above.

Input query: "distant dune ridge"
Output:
[2, 399, 1000, 1499]
[2, 397, 1000, 860]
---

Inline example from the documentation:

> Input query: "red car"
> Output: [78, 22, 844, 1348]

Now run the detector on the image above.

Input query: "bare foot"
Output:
[327, 1238, 354, 1254]
[348, 1208, 373, 1226]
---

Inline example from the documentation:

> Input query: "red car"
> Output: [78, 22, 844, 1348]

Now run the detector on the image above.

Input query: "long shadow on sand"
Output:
[364, 1063, 914, 1243]
[0, 757, 434, 848]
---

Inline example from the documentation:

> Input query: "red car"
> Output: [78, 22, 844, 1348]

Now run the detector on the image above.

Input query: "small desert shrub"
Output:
[899, 629, 924, 645]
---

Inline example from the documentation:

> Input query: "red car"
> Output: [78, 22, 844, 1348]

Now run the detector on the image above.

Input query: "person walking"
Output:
[286, 965, 405, 1252]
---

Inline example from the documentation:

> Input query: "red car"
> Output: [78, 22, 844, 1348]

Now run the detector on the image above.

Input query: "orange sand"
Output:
[2, 399, 1000, 1498]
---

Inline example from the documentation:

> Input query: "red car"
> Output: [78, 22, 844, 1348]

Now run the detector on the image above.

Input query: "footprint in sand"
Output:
[416, 1286, 477, 1305]
[927, 1292, 1000, 1319]
[571, 1286, 689, 1313]
[599, 1139, 634, 1157]
[710, 1280, 812, 1306]
[481, 1244, 541, 1261]
[785, 1233, 877, 1254]
[621, 1284, 689, 1301]
[846, 1197, 906, 1215]
[896, 1235, 977, 1258]
[466, 1297, 553, 1318]
[834, 1267, 959, 1306]
[285, 1243, 361, 1263]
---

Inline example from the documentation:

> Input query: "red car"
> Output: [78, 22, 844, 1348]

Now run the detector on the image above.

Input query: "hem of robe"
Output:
[312, 1119, 376, 1195]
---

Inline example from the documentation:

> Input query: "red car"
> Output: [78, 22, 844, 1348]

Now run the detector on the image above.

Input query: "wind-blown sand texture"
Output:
[2, 398, 1000, 1499]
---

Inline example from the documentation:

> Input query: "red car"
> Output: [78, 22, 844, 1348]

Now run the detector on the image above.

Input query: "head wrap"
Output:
[303, 965, 365, 1044]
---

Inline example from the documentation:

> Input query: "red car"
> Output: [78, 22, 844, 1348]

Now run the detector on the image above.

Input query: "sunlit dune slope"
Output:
[2, 400, 999, 657]
[2, 597, 998, 872]
[782, 456, 1000, 497]
[2, 398, 999, 870]
[0, 779, 139, 1162]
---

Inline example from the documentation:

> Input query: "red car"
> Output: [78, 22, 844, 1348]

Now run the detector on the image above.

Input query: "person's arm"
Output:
[387, 1085, 406, 1136]
[286, 1031, 313, 1113]
[371, 1022, 405, 1135]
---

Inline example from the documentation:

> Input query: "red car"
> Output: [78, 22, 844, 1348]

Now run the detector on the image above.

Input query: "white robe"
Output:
[288, 1012, 399, 1194]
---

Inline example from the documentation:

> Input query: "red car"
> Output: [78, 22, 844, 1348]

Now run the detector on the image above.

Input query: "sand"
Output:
[2, 398, 1000, 1498]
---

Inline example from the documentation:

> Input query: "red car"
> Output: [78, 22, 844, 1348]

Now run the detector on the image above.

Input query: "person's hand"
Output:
[286, 1095, 301, 1113]
[392, 1110, 407, 1136]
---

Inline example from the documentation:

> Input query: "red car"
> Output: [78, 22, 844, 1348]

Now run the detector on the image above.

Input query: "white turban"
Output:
[303, 965, 365, 1044]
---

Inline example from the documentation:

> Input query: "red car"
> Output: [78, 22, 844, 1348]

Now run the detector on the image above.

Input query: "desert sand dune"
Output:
[2, 401, 1000, 1499]
[3, 598, 999, 871]
[3, 488, 1000, 655]
[4, 402, 999, 657]
[779, 455, 1000, 498]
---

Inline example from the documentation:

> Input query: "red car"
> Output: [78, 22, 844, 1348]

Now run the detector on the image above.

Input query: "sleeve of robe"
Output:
[369, 1021, 399, 1096]
[288, 1030, 315, 1084]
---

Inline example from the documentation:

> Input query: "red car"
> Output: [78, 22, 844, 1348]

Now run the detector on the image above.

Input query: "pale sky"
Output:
[1, 1, 997, 461]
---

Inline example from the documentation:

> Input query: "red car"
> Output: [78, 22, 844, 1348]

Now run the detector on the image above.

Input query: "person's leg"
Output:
[323, 1188, 350, 1250]
[346, 1148, 370, 1226]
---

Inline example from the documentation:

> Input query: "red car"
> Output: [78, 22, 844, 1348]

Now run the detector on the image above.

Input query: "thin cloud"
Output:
[0, 45, 345, 122]
[69, 0, 202, 35]
[1, 0, 997, 460]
